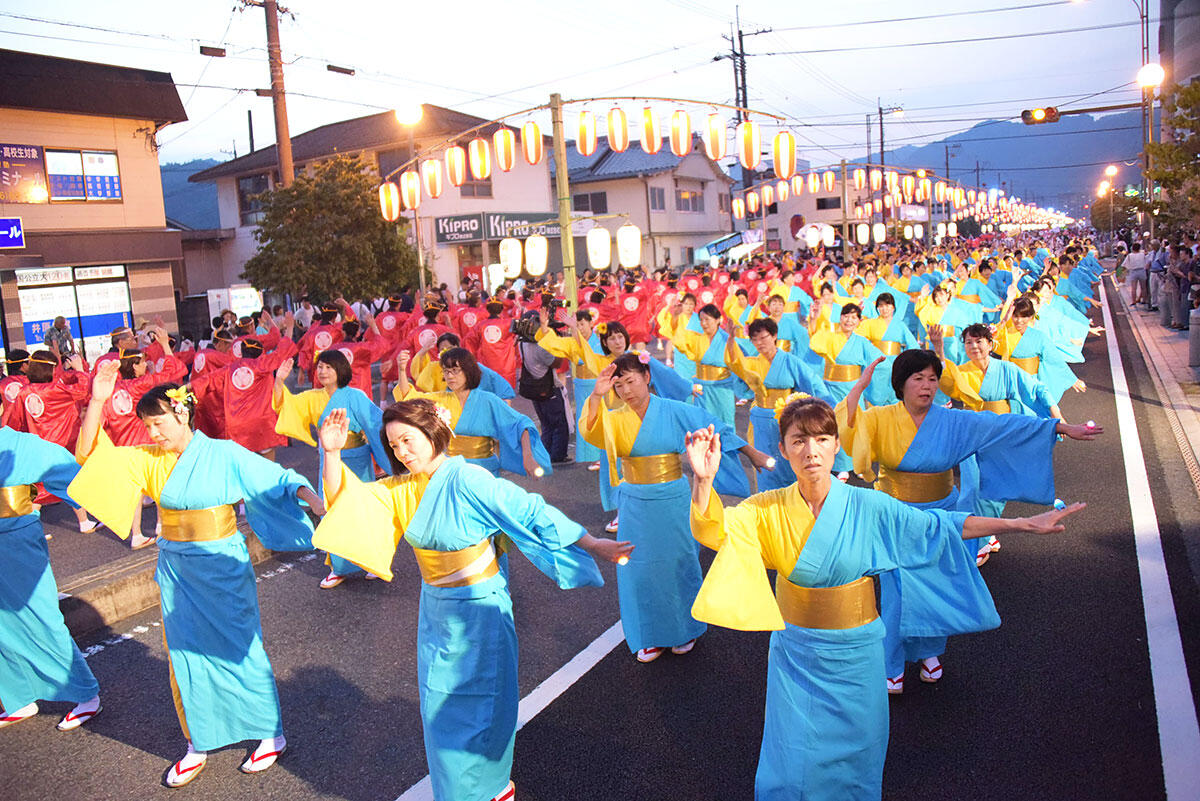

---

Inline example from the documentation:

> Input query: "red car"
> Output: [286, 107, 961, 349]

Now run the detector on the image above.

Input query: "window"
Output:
[675, 189, 704, 213]
[718, 193, 730, 213]
[649, 186, 666, 212]
[45, 149, 122, 201]
[572, 191, 607, 213]
[816, 196, 842, 210]
[237, 173, 271, 226]
[461, 175, 493, 198]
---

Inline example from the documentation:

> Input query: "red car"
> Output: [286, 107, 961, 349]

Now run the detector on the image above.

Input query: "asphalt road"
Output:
[8, 284, 1199, 801]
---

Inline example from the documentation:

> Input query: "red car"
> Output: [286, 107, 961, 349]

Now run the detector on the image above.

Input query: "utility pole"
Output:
[256, 0, 294, 187]
[718, 7, 771, 194]
[975, 160, 981, 188]
[247, 109, 254, 153]
[550, 94, 578, 313]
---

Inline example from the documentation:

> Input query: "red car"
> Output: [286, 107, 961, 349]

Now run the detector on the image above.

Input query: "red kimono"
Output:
[4, 369, 90, 447]
[102, 355, 187, 446]
[614, 286, 655, 345]
[453, 305, 487, 342]
[465, 314, 517, 388]
[332, 334, 393, 398]
[0, 374, 28, 410]
[191, 338, 297, 451]
[296, 323, 344, 378]
[375, 310, 409, 382]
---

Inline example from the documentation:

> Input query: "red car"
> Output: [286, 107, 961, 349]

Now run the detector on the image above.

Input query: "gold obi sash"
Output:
[1010, 355, 1040, 374]
[158, 505, 238, 543]
[959, 293, 982, 304]
[982, 399, 1011, 414]
[411, 539, 500, 588]
[876, 340, 904, 356]
[446, 435, 497, 459]
[775, 575, 878, 630]
[343, 431, 367, 449]
[619, 453, 683, 484]
[694, 363, 731, 381]
[757, 387, 793, 409]
[824, 362, 862, 382]
[0, 485, 35, 518]
[876, 465, 954, 504]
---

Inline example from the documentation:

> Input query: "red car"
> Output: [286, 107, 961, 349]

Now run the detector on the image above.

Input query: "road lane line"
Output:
[1100, 282, 1200, 799]
[394, 620, 626, 801]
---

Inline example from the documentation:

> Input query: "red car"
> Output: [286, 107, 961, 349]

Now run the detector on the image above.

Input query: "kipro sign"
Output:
[435, 212, 561, 244]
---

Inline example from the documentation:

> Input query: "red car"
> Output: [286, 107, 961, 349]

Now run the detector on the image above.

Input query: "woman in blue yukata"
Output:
[312, 399, 631, 801]
[684, 396, 1086, 801]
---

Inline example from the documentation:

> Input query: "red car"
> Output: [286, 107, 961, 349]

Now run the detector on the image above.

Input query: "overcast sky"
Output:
[0, 0, 1152, 168]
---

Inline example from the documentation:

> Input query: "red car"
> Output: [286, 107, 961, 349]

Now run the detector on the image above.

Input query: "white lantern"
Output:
[903, 224, 913, 240]
[761, 184, 774, 207]
[822, 170, 836, 193]
[803, 227, 821, 249]
[379, 181, 401, 222]
[914, 223, 924, 240]
[499, 237, 523, 278]
[486, 263, 505, 294]
[493, 129, 517, 173]
[399, 169, 421, 210]
[775, 180, 789, 203]
[586, 227, 612, 270]
[524, 234, 549, 276]
[421, 159, 444, 199]
[822, 226, 835, 247]
[616, 223, 642, 268]
[446, 145, 467, 186]
[731, 197, 746, 219]
[521, 121, 543, 165]
[791, 175, 805, 196]
[872, 222, 886, 243]
[468, 137, 491, 181]
[856, 223, 869, 245]
[947, 222, 958, 237]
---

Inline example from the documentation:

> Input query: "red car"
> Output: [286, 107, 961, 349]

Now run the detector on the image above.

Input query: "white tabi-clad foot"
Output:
[240, 734, 287, 774]
[56, 695, 101, 730]
[165, 742, 208, 788]
[0, 702, 38, 728]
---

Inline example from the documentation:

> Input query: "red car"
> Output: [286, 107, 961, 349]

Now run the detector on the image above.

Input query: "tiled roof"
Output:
[554, 136, 732, 185]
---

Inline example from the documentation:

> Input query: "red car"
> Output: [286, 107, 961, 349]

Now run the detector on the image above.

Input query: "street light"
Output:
[394, 104, 427, 293]
[1104, 164, 1119, 178]
[1137, 62, 1165, 89]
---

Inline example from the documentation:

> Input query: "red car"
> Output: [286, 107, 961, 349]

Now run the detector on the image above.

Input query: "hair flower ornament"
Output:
[637, 351, 651, 365]
[773, 391, 811, 421]
[594, 322, 608, 336]
[432, 403, 453, 430]
[165, 386, 196, 415]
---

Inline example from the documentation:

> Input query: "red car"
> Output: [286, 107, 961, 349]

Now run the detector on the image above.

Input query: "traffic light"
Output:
[1021, 107, 1060, 125]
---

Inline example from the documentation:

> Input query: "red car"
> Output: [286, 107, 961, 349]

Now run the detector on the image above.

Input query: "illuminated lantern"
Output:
[937, 222, 947, 237]
[616, 223, 642, 268]
[493, 129, 516, 172]
[761, 184, 774, 207]
[421, 159, 443, 199]
[947, 221, 958, 237]
[856, 223, 870, 245]
[935, 181, 946, 203]
[736, 120, 761, 169]
[916, 169, 926, 179]
[608, 107, 629, 152]
[903, 224, 913, 240]
[873, 198, 882, 213]
[823, 170, 836, 192]
[499, 237, 523, 278]
[914, 223, 924, 240]
[379, 181, 401, 222]
[853, 204, 864, 218]
[669, 110, 691, 157]
[885, 170, 898, 193]
[853, 168, 866, 190]
[468, 137, 491, 180]
[446, 145, 467, 186]
[746, 190, 760, 215]
[807, 173, 820, 194]
[525, 234, 549, 276]
[869, 169, 882, 191]
[902, 174, 915, 198]
[776, 180, 789, 203]
[586, 227, 612, 270]
[883, 195, 893, 210]
[486, 263, 504, 293]
[703, 113, 726, 161]
[822, 226, 835, 247]
[791, 175, 805, 196]
[400, 169, 421, 210]
[641, 107, 661, 155]
[731, 197, 746, 219]
[577, 111, 597, 157]
[521, 121, 543, 165]
[804, 227, 821, 249]
[773, 131, 796, 180]
[920, 177, 932, 199]
[872, 222, 886, 243]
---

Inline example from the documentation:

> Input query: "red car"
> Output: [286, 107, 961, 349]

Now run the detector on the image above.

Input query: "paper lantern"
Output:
[773, 131, 796, 180]
[822, 226, 835, 247]
[669, 110, 691, 157]
[446, 145, 467, 186]
[869, 169, 882, 191]
[791, 175, 805, 196]
[608, 107, 629, 153]
[736, 120, 761, 169]
[525, 234, 548, 276]
[776, 180, 789, 203]
[822, 170, 836, 192]
[616, 223, 642, 268]
[883, 195, 893, 210]
[732, 197, 746, 219]
[935, 181, 946, 203]
[493, 129, 517, 172]
[467, 138, 491, 181]
[703, 113, 726, 161]
[916, 169, 926, 179]
[902, 174, 915, 198]
[586, 227, 612, 270]
[641, 107, 661, 155]
[919, 177, 932, 199]
[521, 121, 543, 166]
[853, 168, 866, 190]
[399, 169, 421, 210]
[872, 222, 886, 243]
[379, 181, 401, 222]
[499, 237, 523, 278]
[885, 170, 898, 193]
[856, 223, 870, 245]
[914, 223, 924, 240]
[804, 227, 821, 249]
[761, 184, 774, 208]
[486, 263, 504, 293]
[967, 189, 977, 204]
[421, 159, 444, 199]
[873, 198, 882, 213]
[746, 190, 760, 215]
[577, 111, 597, 157]
[947, 222, 958, 237]
[937, 222, 947, 237]
[903, 224, 913, 240]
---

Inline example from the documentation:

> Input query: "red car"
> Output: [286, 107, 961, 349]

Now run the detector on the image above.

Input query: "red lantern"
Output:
[822, 170, 836, 192]
[853, 168, 866, 190]
[736, 120, 761, 169]
[761, 184, 774, 207]
[746, 191, 760, 214]
[399, 169, 421, 210]
[379, 181, 401, 222]
[641, 107, 661, 155]
[807, 173, 820, 194]
[521, 121, 543, 166]
[468, 137, 491, 180]
[669, 110, 691, 157]
[577, 111, 597, 157]
[421, 159, 443, 199]
[773, 131, 796, 180]
[791, 175, 805, 196]
[608, 107, 629, 153]
[446, 145, 467, 187]
[776, 179, 789, 203]
[731, 197, 746, 219]
[493, 129, 516, 172]
[704, 113, 725, 161]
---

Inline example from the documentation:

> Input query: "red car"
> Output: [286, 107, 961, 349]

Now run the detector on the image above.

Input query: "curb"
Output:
[58, 524, 274, 639]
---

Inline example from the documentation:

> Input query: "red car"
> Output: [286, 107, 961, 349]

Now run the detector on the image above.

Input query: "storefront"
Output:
[13, 263, 132, 361]
[432, 211, 586, 282]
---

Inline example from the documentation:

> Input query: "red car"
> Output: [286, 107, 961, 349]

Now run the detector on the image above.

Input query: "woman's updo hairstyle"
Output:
[381, 399, 453, 475]
[136, 382, 197, 428]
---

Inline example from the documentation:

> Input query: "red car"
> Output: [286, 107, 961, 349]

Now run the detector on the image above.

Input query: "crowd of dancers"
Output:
[1, 230, 1111, 800]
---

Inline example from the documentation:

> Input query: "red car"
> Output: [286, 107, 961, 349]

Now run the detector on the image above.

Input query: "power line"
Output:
[771, 1, 1075, 32]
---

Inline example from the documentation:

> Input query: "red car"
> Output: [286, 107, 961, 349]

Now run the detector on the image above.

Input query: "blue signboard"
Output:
[0, 217, 24, 249]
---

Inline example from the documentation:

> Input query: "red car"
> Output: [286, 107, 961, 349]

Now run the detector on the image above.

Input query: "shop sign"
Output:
[0, 145, 48, 204]
[435, 213, 484, 244]
[16, 266, 72, 286]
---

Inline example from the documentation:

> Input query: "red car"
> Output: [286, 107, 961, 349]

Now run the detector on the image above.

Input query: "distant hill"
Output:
[881, 111, 1143, 218]
[161, 159, 221, 229]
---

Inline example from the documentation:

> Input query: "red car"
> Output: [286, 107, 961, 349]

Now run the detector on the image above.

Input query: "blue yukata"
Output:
[809, 329, 885, 472]
[675, 324, 740, 427]
[313, 457, 602, 801]
[691, 479, 997, 801]
[996, 323, 1081, 405]
[70, 431, 316, 752]
[0, 429, 99, 715]
[409, 388, 552, 479]
[276, 385, 389, 577]
[956, 278, 1003, 322]
[583, 394, 749, 653]
[773, 314, 826, 376]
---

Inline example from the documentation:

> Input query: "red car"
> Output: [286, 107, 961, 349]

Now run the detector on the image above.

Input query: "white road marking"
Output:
[394, 621, 626, 801]
[1100, 282, 1200, 798]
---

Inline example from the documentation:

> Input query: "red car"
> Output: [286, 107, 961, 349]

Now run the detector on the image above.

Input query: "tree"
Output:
[1089, 189, 1140, 233]
[1146, 80, 1200, 230]
[241, 154, 422, 300]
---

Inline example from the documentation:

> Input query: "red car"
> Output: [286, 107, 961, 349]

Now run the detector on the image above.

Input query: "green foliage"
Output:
[1089, 190, 1140, 232]
[1146, 81, 1200, 229]
[241, 154, 422, 300]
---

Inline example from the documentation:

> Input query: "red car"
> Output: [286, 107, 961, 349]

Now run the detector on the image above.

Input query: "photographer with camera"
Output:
[514, 310, 572, 463]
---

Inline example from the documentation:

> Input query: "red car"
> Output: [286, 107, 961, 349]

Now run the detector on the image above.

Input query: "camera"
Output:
[511, 315, 540, 342]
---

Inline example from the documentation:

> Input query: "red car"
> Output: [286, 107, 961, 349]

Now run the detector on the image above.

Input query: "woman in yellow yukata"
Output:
[684, 397, 1085, 801]
[71, 363, 322, 788]
[312, 400, 630, 801]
